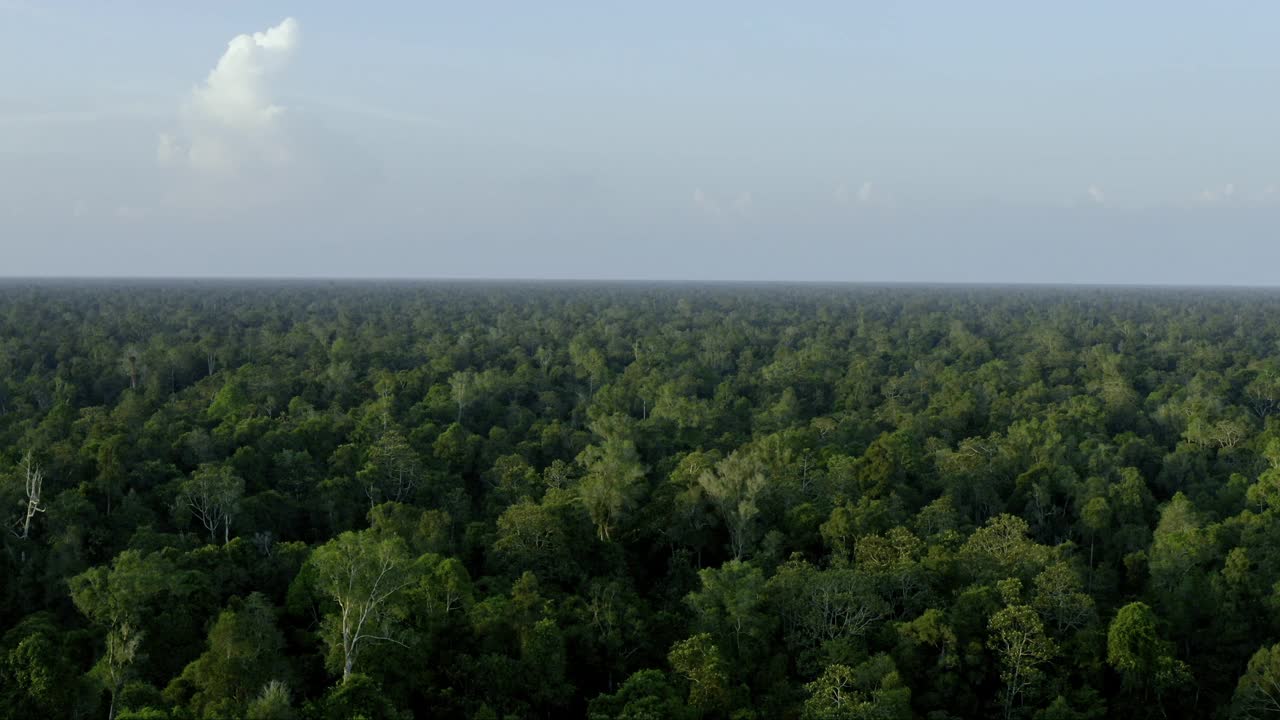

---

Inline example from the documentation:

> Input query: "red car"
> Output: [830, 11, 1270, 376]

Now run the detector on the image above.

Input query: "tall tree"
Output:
[69, 551, 182, 720]
[305, 530, 419, 683]
[178, 464, 244, 545]
[698, 451, 768, 560]
[9, 452, 46, 541]
[577, 435, 646, 541]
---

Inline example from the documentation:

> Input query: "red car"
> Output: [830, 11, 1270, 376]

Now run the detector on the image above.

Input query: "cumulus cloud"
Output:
[158, 18, 300, 176]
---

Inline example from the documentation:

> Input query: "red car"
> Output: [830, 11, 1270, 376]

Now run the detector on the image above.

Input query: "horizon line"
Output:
[2, 276, 1280, 291]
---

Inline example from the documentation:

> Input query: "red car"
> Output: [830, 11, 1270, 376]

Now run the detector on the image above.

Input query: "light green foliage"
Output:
[177, 463, 244, 545]
[577, 427, 647, 541]
[801, 655, 911, 720]
[989, 590, 1057, 719]
[1106, 602, 1191, 699]
[70, 550, 189, 720]
[588, 669, 693, 720]
[246, 680, 295, 720]
[164, 593, 289, 717]
[1031, 562, 1096, 634]
[697, 451, 767, 560]
[667, 634, 730, 713]
[687, 560, 770, 661]
[306, 530, 418, 682]
[1232, 643, 1280, 719]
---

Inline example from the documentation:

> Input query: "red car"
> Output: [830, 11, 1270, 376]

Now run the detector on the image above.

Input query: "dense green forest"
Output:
[7, 280, 1280, 719]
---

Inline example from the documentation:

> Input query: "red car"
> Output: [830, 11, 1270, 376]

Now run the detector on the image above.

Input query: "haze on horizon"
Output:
[3, 2, 1279, 284]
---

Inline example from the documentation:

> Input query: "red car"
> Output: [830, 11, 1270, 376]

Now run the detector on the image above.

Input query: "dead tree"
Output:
[11, 452, 46, 540]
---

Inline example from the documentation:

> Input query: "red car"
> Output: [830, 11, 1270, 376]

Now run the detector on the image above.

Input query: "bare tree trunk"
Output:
[13, 453, 44, 541]
[108, 682, 119, 720]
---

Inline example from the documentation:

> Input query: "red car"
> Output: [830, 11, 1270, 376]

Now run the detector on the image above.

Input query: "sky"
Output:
[3, 2, 1280, 283]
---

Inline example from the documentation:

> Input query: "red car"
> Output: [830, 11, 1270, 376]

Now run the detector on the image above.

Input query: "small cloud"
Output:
[693, 188, 754, 220]
[693, 187, 720, 217]
[857, 181, 874, 204]
[835, 180, 885, 208]
[1197, 182, 1238, 206]
[1087, 184, 1105, 205]
[114, 205, 149, 221]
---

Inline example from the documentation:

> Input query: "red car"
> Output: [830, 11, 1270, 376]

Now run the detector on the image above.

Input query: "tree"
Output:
[305, 530, 418, 682]
[802, 655, 911, 720]
[9, 452, 46, 541]
[698, 451, 767, 560]
[1, 614, 86, 717]
[69, 551, 182, 720]
[1106, 602, 1191, 705]
[492, 493, 578, 581]
[95, 624, 143, 720]
[357, 431, 420, 508]
[769, 559, 888, 654]
[121, 345, 141, 390]
[179, 464, 244, 545]
[1031, 562, 1096, 635]
[246, 680, 295, 720]
[989, 580, 1057, 719]
[667, 634, 730, 714]
[687, 560, 770, 662]
[164, 593, 289, 717]
[577, 436, 647, 541]
[589, 669, 692, 720]
[1232, 643, 1280, 719]
[960, 514, 1050, 582]
[449, 369, 475, 423]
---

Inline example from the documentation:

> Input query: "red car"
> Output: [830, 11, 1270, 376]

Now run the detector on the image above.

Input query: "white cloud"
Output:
[694, 188, 754, 219]
[1087, 184, 1105, 205]
[114, 205, 149, 221]
[835, 180, 884, 208]
[693, 187, 721, 217]
[159, 17, 300, 176]
[857, 181, 874, 204]
[1197, 182, 1238, 206]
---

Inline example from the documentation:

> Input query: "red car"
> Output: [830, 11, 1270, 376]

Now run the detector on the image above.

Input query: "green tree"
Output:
[667, 633, 730, 714]
[1106, 602, 1191, 707]
[178, 464, 244, 545]
[1232, 643, 1280, 719]
[698, 451, 767, 560]
[577, 435, 647, 541]
[801, 655, 911, 720]
[687, 560, 770, 663]
[69, 551, 183, 720]
[305, 530, 419, 682]
[164, 593, 289, 717]
[989, 580, 1057, 719]
[589, 668, 693, 720]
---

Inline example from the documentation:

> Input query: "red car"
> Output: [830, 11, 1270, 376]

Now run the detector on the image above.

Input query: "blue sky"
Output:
[3, 2, 1280, 282]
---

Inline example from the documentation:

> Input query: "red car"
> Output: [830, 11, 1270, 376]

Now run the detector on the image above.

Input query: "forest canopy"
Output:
[4, 280, 1280, 719]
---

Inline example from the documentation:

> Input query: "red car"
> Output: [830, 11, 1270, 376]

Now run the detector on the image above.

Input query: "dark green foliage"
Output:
[7, 280, 1280, 717]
